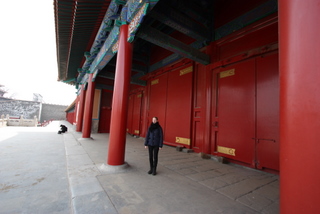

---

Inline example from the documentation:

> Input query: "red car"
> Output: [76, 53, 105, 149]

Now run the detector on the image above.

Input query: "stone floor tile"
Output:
[217, 176, 277, 200]
[237, 192, 273, 212]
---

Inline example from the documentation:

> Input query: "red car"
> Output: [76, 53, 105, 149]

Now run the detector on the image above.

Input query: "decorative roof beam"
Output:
[137, 26, 210, 65]
[95, 83, 114, 91]
[132, 78, 146, 86]
[108, 62, 147, 74]
[215, 0, 278, 40]
[171, 0, 210, 26]
[132, 54, 149, 64]
[100, 73, 146, 86]
[76, 0, 160, 85]
[148, 6, 210, 41]
[131, 73, 147, 86]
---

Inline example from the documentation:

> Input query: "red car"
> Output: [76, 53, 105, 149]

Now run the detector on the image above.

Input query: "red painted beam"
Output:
[279, 0, 320, 213]
[107, 24, 133, 165]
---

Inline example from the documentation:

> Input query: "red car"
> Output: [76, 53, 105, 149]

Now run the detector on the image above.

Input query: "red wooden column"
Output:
[107, 24, 132, 165]
[76, 84, 86, 132]
[279, 0, 320, 213]
[73, 97, 78, 125]
[82, 73, 96, 138]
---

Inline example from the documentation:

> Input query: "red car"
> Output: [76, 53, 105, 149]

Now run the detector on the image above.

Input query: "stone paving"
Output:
[0, 121, 279, 213]
[68, 122, 279, 214]
[0, 125, 71, 213]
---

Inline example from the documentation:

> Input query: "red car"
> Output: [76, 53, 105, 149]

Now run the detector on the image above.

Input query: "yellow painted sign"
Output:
[220, 69, 235, 78]
[151, 79, 159, 85]
[176, 137, 190, 145]
[180, 66, 193, 76]
[217, 146, 236, 156]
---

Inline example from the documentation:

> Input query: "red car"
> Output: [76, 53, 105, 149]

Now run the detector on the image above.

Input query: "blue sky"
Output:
[0, 0, 77, 105]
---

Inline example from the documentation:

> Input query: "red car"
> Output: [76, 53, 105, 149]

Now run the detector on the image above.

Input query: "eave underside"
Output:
[54, 0, 111, 83]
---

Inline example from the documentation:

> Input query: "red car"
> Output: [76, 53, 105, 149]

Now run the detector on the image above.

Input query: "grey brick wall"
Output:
[0, 98, 68, 122]
[0, 97, 41, 119]
[40, 104, 68, 123]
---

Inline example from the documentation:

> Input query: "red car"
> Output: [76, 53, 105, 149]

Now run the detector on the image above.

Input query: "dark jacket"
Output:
[144, 125, 163, 148]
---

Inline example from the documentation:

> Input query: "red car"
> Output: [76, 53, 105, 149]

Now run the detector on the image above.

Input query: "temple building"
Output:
[54, 0, 320, 213]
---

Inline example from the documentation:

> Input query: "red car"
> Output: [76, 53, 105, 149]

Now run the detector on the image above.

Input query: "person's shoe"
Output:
[152, 167, 157, 176]
[148, 169, 153, 174]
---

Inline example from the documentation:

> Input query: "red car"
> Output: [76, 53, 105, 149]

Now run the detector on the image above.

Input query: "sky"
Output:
[0, 0, 77, 106]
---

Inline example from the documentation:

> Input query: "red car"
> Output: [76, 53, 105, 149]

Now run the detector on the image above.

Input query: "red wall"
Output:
[207, 15, 279, 171]
[127, 90, 144, 136]
[192, 63, 209, 153]
[144, 62, 193, 148]
[129, 14, 279, 172]
[165, 64, 193, 147]
[213, 0, 270, 28]
[66, 111, 75, 124]
[148, 73, 168, 130]
[98, 89, 113, 133]
[209, 51, 279, 172]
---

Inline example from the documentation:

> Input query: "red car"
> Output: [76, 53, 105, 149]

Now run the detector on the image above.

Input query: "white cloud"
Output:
[0, 0, 76, 105]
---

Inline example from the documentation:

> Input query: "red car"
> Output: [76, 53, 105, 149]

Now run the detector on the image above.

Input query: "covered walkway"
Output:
[1, 121, 278, 213]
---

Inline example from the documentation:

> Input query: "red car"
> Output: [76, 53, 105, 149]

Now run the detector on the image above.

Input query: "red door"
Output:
[165, 65, 193, 148]
[148, 73, 168, 127]
[131, 92, 142, 136]
[98, 90, 113, 133]
[213, 54, 279, 171]
[256, 53, 279, 171]
[215, 59, 256, 166]
[127, 94, 134, 134]
[148, 65, 193, 147]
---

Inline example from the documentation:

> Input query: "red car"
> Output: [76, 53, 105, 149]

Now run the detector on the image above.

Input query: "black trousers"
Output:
[148, 146, 159, 169]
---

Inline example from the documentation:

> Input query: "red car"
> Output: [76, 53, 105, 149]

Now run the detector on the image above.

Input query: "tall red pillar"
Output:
[82, 73, 96, 138]
[107, 24, 132, 165]
[279, 0, 320, 213]
[73, 97, 78, 125]
[76, 84, 86, 132]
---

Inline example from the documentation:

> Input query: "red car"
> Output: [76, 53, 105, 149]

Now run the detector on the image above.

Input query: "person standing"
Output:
[144, 117, 163, 175]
